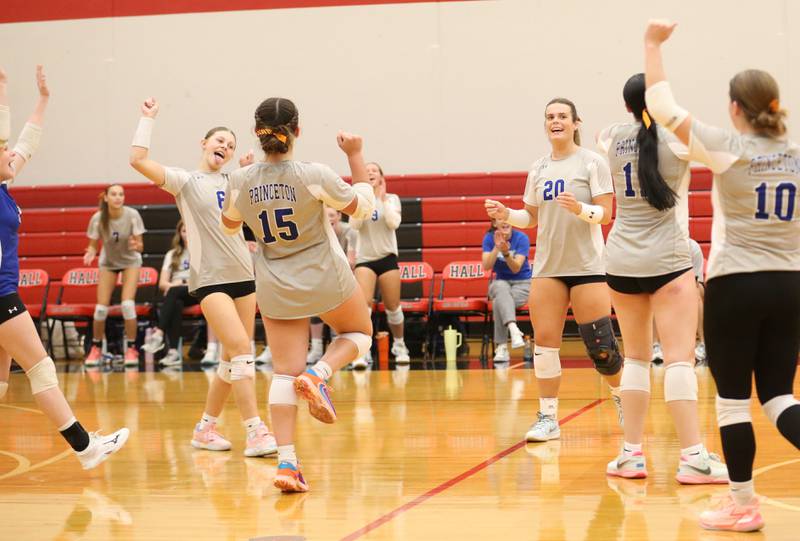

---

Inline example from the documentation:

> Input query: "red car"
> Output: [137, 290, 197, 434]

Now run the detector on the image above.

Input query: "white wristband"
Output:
[577, 202, 604, 224]
[13, 122, 42, 162]
[0, 105, 9, 145]
[132, 116, 154, 148]
[505, 208, 532, 228]
[645, 81, 689, 132]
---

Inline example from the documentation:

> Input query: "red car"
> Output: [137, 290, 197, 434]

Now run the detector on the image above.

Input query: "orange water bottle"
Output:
[376, 331, 390, 370]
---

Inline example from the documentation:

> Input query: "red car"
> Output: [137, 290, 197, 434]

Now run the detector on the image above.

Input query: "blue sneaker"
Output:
[274, 461, 309, 493]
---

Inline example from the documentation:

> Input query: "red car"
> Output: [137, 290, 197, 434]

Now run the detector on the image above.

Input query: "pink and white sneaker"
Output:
[606, 450, 647, 479]
[84, 345, 103, 367]
[191, 422, 232, 451]
[676, 449, 729, 484]
[699, 494, 764, 532]
[124, 346, 139, 367]
[244, 422, 278, 457]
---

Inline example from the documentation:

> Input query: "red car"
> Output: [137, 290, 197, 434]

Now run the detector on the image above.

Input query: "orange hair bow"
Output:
[255, 127, 288, 144]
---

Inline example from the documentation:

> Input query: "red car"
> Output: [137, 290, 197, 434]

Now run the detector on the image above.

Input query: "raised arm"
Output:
[644, 20, 691, 145]
[337, 132, 375, 219]
[0, 68, 9, 148]
[129, 98, 167, 186]
[10, 65, 49, 179]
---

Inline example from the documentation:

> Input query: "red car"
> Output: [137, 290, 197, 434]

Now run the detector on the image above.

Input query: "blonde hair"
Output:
[729, 69, 787, 138]
[169, 220, 186, 276]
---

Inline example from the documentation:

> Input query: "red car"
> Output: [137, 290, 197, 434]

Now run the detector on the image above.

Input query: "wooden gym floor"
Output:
[1, 357, 798, 541]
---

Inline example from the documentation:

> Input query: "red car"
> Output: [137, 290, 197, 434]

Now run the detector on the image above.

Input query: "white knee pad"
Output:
[716, 396, 752, 427]
[120, 300, 137, 320]
[533, 345, 561, 379]
[26, 357, 58, 395]
[762, 394, 800, 426]
[664, 361, 697, 402]
[94, 304, 109, 321]
[230, 354, 255, 381]
[269, 374, 298, 406]
[216, 360, 232, 384]
[620, 358, 650, 393]
[338, 332, 372, 358]
[0, 381, 7, 399]
[386, 306, 404, 325]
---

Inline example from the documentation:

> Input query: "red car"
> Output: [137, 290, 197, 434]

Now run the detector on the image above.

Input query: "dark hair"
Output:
[98, 184, 124, 236]
[254, 97, 299, 154]
[545, 98, 581, 145]
[729, 69, 787, 138]
[622, 73, 677, 211]
[204, 126, 236, 145]
[169, 220, 186, 276]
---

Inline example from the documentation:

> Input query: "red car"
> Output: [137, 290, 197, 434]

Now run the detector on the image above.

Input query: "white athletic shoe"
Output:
[695, 342, 707, 365]
[201, 346, 219, 365]
[142, 330, 165, 353]
[159, 349, 182, 367]
[76, 428, 130, 470]
[525, 412, 560, 442]
[392, 341, 411, 364]
[494, 343, 510, 362]
[676, 448, 729, 485]
[306, 346, 323, 365]
[607, 450, 648, 479]
[652, 342, 664, 364]
[256, 346, 272, 364]
[351, 356, 370, 370]
[509, 325, 525, 349]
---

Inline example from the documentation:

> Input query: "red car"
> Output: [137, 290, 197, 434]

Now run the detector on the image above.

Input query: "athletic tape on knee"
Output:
[216, 360, 232, 384]
[120, 300, 137, 320]
[26, 357, 58, 395]
[0, 381, 7, 399]
[716, 395, 752, 427]
[338, 332, 372, 358]
[664, 361, 697, 402]
[386, 306, 404, 325]
[269, 374, 298, 406]
[533, 345, 561, 379]
[230, 354, 255, 381]
[762, 394, 800, 426]
[578, 316, 622, 376]
[620, 358, 650, 393]
[93, 304, 108, 321]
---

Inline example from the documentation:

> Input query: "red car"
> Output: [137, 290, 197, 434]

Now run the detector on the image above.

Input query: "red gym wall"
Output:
[1, 0, 798, 185]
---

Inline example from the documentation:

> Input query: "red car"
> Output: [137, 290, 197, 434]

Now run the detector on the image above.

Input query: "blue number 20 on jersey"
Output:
[542, 179, 565, 201]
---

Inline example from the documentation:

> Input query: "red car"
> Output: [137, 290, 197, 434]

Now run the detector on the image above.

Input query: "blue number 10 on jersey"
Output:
[755, 182, 797, 221]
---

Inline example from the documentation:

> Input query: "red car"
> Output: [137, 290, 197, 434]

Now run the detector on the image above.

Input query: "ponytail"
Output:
[636, 118, 677, 211]
[98, 191, 110, 236]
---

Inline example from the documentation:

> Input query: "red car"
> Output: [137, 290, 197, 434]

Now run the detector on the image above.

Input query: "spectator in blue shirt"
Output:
[482, 220, 532, 362]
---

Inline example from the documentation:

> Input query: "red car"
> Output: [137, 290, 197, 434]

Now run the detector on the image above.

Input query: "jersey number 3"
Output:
[258, 208, 299, 244]
[755, 182, 797, 221]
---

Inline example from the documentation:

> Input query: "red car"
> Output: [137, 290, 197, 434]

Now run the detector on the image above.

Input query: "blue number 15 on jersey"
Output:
[258, 208, 299, 244]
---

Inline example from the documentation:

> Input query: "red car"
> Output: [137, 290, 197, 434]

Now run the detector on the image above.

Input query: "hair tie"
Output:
[769, 98, 780, 113]
[641, 109, 652, 129]
[255, 127, 288, 144]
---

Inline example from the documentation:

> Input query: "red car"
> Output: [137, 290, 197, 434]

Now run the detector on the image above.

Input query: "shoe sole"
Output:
[274, 475, 309, 493]
[395, 358, 410, 365]
[676, 474, 729, 485]
[607, 469, 648, 479]
[511, 340, 525, 349]
[295, 377, 336, 424]
[699, 519, 764, 532]
[244, 446, 278, 457]
[525, 429, 560, 442]
[190, 440, 232, 452]
[82, 428, 130, 470]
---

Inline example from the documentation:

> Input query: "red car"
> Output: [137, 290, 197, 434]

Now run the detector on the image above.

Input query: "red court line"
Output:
[0, 0, 475, 24]
[339, 398, 605, 541]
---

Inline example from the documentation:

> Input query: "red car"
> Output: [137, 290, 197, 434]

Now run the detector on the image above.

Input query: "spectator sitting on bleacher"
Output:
[482, 220, 531, 362]
[143, 221, 196, 366]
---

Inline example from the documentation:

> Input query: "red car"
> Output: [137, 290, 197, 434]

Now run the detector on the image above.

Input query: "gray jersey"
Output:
[686, 119, 800, 280]
[335, 221, 357, 254]
[599, 122, 693, 277]
[352, 194, 401, 264]
[161, 247, 191, 283]
[523, 147, 613, 277]
[87, 206, 145, 270]
[162, 168, 254, 292]
[224, 161, 361, 319]
[688, 238, 704, 282]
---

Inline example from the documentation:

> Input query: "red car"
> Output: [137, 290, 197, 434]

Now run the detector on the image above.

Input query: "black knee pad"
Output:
[578, 316, 622, 376]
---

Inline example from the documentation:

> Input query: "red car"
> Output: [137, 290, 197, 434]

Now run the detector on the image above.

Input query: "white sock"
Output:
[507, 321, 521, 334]
[730, 480, 755, 505]
[623, 442, 642, 454]
[199, 412, 217, 430]
[393, 337, 405, 346]
[251, 340, 256, 355]
[681, 443, 704, 458]
[206, 342, 218, 353]
[243, 416, 262, 437]
[310, 338, 323, 351]
[312, 360, 333, 380]
[278, 444, 297, 466]
[540, 397, 558, 418]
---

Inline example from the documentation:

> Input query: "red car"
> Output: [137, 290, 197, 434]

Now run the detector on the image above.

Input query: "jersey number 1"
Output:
[622, 162, 636, 198]
[258, 208, 299, 244]
[755, 182, 797, 221]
